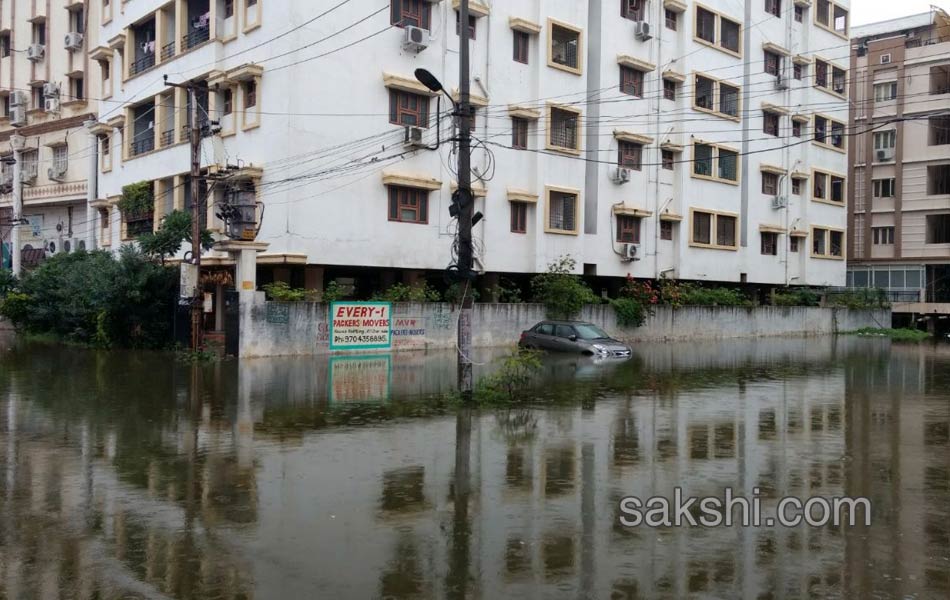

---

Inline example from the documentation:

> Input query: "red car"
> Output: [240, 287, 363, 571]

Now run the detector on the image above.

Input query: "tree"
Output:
[137, 210, 214, 264]
[530, 256, 599, 319]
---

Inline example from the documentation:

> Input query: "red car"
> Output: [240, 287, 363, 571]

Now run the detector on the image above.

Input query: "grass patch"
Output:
[849, 327, 932, 342]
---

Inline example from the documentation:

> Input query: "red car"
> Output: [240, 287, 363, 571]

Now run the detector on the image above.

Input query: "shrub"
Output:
[475, 347, 543, 404]
[137, 210, 214, 264]
[678, 283, 750, 306]
[373, 282, 441, 303]
[262, 281, 307, 302]
[827, 288, 890, 309]
[0, 269, 16, 296]
[444, 282, 480, 305]
[321, 280, 348, 303]
[772, 287, 821, 307]
[116, 181, 154, 217]
[611, 297, 649, 328]
[4, 247, 177, 348]
[493, 278, 523, 303]
[530, 256, 599, 319]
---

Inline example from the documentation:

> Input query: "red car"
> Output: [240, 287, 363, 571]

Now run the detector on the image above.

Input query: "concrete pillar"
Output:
[926, 316, 936, 336]
[10, 133, 24, 277]
[83, 120, 99, 250]
[215, 241, 269, 297]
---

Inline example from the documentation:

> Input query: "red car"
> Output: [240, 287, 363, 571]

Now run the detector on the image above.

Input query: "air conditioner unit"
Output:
[62, 238, 83, 253]
[623, 243, 640, 261]
[43, 82, 60, 98]
[771, 196, 788, 209]
[877, 149, 893, 162]
[404, 125, 426, 147]
[634, 21, 652, 41]
[9, 106, 27, 127]
[48, 166, 66, 181]
[403, 26, 429, 52]
[21, 164, 37, 183]
[612, 167, 631, 184]
[44, 97, 60, 113]
[10, 91, 29, 107]
[775, 73, 788, 90]
[65, 32, 84, 51]
[26, 44, 45, 62]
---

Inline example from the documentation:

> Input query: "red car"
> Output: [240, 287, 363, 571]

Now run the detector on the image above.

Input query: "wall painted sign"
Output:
[329, 301, 393, 350]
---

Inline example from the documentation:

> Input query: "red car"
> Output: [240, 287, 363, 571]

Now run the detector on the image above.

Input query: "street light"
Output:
[414, 68, 447, 96]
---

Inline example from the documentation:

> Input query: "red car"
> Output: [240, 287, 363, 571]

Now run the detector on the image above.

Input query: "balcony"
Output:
[129, 51, 155, 76]
[130, 137, 155, 157]
[182, 26, 210, 51]
[161, 41, 176, 61]
[160, 129, 175, 147]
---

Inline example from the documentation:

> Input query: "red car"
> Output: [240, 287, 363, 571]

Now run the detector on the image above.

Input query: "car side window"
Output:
[537, 324, 554, 335]
[554, 325, 575, 338]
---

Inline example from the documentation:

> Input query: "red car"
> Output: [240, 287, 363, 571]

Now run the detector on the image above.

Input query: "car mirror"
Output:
[568, 334, 577, 341]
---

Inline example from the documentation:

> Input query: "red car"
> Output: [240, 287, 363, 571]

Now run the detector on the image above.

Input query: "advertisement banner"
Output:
[329, 301, 393, 351]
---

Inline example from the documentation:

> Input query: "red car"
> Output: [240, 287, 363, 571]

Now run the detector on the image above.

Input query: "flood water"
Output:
[0, 333, 948, 599]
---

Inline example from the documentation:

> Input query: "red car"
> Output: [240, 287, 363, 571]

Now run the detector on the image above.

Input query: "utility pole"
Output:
[165, 77, 204, 352]
[9, 134, 24, 278]
[83, 119, 99, 251]
[456, 0, 474, 400]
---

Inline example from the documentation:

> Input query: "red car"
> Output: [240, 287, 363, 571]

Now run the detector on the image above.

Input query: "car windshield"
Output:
[573, 324, 610, 339]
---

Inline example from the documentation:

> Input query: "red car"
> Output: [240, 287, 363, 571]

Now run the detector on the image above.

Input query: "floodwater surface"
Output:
[0, 334, 948, 599]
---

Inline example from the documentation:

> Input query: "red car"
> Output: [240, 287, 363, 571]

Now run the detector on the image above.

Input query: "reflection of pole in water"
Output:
[5, 379, 16, 502]
[236, 362, 255, 470]
[446, 407, 472, 599]
[580, 442, 595, 597]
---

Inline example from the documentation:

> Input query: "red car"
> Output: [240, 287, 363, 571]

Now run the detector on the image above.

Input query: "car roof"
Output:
[536, 320, 595, 326]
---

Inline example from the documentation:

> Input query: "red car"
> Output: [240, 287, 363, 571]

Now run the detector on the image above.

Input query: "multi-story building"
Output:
[847, 9, 950, 307]
[90, 0, 849, 303]
[0, 0, 101, 272]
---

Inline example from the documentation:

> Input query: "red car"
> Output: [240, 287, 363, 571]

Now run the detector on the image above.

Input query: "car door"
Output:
[553, 324, 578, 352]
[531, 323, 558, 351]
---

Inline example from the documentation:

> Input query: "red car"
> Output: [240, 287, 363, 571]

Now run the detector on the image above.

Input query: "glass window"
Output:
[574, 323, 610, 339]
[554, 325, 576, 338]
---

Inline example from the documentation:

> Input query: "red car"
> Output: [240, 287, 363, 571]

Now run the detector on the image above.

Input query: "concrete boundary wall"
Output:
[239, 293, 891, 358]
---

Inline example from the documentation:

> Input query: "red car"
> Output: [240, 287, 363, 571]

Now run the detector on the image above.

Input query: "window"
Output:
[762, 172, 778, 195]
[693, 144, 739, 183]
[814, 115, 845, 150]
[929, 116, 950, 145]
[224, 0, 234, 19]
[391, 0, 430, 29]
[663, 79, 676, 101]
[244, 80, 257, 109]
[510, 202, 527, 233]
[513, 30, 529, 64]
[764, 51, 781, 76]
[872, 178, 896, 198]
[812, 227, 844, 257]
[873, 130, 896, 151]
[33, 22, 45, 45]
[0, 32, 9, 58]
[930, 65, 950, 95]
[456, 12, 476, 39]
[548, 189, 578, 233]
[814, 59, 846, 96]
[389, 89, 429, 127]
[794, 5, 804, 22]
[872, 227, 895, 245]
[816, 0, 848, 36]
[549, 106, 579, 151]
[52, 146, 68, 174]
[32, 85, 43, 110]
[874, 82, 898, 102]
[388, 186, 428, 224]
[692, 211, 738, 249]
[765, 0, 781, 17]
[926, 214, 950, 243]
[792, 177, 803, 194]
[622, 0, 645, 20]
[793, 63, 803, 80]
[550, 22, 581, 72]
[927, 165, 950, 195]
[666, 9, 678, 30]
[223, 88, 233, 115]
[660, 220, 673, 240]
[695, 8, 742, 55]
[813, 170, 845, 203]
[618, 141, 643, 170]
[763, 111, 780, 136]
[512, 117, 528, 149]
[719, 83, 739, 118]
[70, 76, 84, 101]
[792, 119, 802, 138]
[620, 66, 644, 97]
[662, 149, 674, 170]
[694, 74, 739, 119]
[790, 236, 800, 252]
[695, 76, 714, 110]
[720, 19, 740, 54]
[761, 232, 778, 255]
[617, 215, 641, 243]
[696, 7, 716, 44]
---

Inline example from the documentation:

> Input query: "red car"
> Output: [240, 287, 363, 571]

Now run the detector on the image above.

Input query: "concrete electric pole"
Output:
[456, 0, 474, 400]
[9, 134, 25, 278]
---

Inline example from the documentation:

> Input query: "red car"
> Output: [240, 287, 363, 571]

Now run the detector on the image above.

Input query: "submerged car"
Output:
[518, 321, 632, 358]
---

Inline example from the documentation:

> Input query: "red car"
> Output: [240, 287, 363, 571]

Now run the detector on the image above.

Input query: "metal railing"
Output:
[129, 52, 155, 76]
[130, 137, 155, 157]
[160, 130, 175, 147]
[182, 27, 210, 51]
[161, 42, 176, 61]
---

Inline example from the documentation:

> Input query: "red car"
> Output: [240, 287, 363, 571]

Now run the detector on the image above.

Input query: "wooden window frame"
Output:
[665, 9, 678, 30]
[761, 172, 778, 195]
[764, 50, 781, 76]
[510, 201, 528, 233]
[545, 186, 581, 235]
[511, 117, 528, 149]
[389, 89, 430, 128]
[761, 231, 779, 256]
[388, 185, 429, 224]
[663, 79, 676, 101]
[661, 149, 674, 170]
[391, 0, 431, 29]
[763, 111, 780, 136]
[689, 208, 739, 250]
[616, 215, 642, 243]
[765, 0, 781, 18]
[618, 141, 643, 170]
[621, 0, 646, 21]
[660, 220, 674, 240]
[513, 30, 529, 64]
[620, 65, 645, 97]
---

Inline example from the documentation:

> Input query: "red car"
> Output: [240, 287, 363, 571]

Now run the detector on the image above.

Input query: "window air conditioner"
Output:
[771, 196, 788, 209]
[26, 44, 45, 61]
[623, 243, 640, 261]
[634, 21, 652, 41]
[10, 91, 29, 107]
[9, 106, 27, 127]
[403, 26, 429, 52]
[612, 167, 631, 184]
[44, 97, 60, 113]
[876, 149, 893, 162]
[65, 32, 84, 51]
[404, 125, 426, 147]
[43, 82, 60, 98]
[48, 166, 67, 181]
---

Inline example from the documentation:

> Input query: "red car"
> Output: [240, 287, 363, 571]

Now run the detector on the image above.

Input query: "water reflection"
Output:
[0, 334, 948, 598]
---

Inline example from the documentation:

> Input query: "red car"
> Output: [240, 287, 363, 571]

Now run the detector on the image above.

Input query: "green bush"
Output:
[262, 281, 307, 302]
[827, 288, 890, 309]
[373, 282, 441, 303]
[474, 347, 543, 404]
[678, 283, 750, 306]
[530, 256, 599, 319]
[772, 287, 821, 307]
[611, 297, 648, 328]
[321, 280, 348, 303]
[493, 278, 523, 303]
[0, 270, 16, 296]
[116, 181, 154, 217]
[3, 247, 178, 348]
[444, 282, 480, 305]
[137, 210, 214, 264]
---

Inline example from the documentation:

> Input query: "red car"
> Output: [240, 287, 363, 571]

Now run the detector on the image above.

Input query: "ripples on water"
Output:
[0, 333, 948, 599]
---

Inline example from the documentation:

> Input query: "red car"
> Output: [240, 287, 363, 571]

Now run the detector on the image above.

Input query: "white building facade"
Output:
[90, 0, 850, 294]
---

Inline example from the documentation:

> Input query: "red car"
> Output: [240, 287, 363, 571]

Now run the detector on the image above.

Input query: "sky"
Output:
[852, 0, 949, 26]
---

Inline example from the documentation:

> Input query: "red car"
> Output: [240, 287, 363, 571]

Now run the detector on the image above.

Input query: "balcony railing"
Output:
[160, 130, 175, 147]
[130, 137, 155, 157]
[161, 42, 176, 61]
[182, 26, 210, 51]
[129, 52, 155, 76]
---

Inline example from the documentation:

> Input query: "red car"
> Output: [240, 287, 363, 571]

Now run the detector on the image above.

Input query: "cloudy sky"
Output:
[852, 1, 948, 26]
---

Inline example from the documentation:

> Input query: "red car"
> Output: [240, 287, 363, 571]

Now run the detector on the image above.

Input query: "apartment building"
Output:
[0, 0, 101, 272]
[90, 0, 849, 297]
[847, 9, 950, 304]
